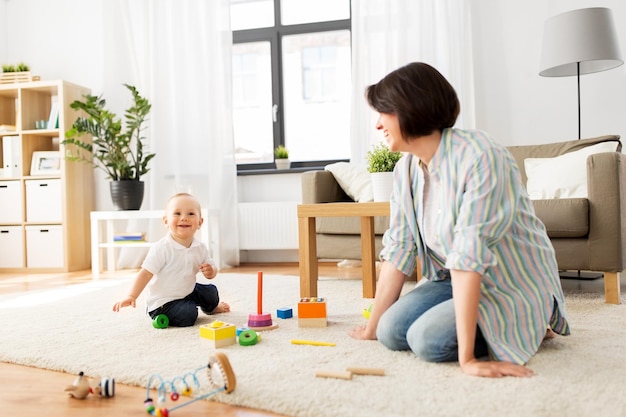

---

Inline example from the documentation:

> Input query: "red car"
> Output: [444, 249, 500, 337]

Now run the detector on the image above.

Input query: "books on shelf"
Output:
[47, 101, 59, 129]
[2, 135, 21, 177]
[113, 232, 146, 242]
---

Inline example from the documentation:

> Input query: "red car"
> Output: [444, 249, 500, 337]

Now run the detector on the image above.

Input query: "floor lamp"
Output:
[539, 7, 623, 140]
[539, 7, 623, 280]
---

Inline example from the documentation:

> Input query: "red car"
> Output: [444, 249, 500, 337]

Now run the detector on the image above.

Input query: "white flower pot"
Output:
[275, 158, 291, 170]
[371, 172, 394, 202]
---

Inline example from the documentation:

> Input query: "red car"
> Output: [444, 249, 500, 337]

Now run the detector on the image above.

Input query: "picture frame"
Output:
[30, 151, 61, 175]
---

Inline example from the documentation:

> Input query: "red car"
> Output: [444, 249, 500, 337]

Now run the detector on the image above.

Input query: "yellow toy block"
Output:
[298, 297, 327, 319]
[200, 320, 236, 348]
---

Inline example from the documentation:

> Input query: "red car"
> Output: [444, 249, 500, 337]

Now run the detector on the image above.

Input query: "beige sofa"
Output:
[301, 135, 625, 304]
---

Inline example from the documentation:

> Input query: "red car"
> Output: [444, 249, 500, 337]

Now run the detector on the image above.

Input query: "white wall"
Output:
[471, 1, 626, 146]
[3, 0, 624, 177]
[2, 0, 625, 259]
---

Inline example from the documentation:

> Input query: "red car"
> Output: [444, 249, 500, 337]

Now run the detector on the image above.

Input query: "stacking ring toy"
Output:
[238, 329, 258, 346]
[153, 314, 169, 329]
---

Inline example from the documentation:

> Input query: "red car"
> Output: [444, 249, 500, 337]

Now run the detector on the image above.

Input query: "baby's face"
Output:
[164, 195, 203, 244]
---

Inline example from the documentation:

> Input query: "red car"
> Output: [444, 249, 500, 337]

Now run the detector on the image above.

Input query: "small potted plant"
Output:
[1, 62, 34, 83]
[62, 84, 155, 210]
[274, 145, 290, 170]
[366, 142, 402, 201]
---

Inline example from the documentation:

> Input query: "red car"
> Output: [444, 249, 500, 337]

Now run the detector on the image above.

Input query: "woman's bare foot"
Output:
[212, 302, 230, 314]
[544, 328, 557, 340]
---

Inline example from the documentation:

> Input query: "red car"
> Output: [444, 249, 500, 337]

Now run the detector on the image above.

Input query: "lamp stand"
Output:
[576, 61, 581, 140]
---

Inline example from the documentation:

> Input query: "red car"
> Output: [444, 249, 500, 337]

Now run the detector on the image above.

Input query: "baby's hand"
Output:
[112, 296, 136, 312]
[200, 262, 216, 279]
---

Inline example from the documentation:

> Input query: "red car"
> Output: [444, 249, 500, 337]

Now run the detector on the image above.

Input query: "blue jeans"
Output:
[148, 283, 219, 327]
[376, 278, 488, 362]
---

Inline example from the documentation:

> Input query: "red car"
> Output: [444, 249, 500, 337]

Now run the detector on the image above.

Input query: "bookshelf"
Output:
[0, 80, 93, 272]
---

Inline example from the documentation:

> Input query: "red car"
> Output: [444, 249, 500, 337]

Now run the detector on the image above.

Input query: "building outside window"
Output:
[231, 0, 351, 170]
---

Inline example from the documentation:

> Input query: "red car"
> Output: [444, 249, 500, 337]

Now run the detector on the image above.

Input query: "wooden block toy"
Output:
[298, 317, 328, 328]
[315, 367, 386, 380]
[315, 370, 353, 380]
[277, 308, 293, 319]
[200, 320, 236, 348]
[298, 297, 327, 327]
[346, 367, 385, 376]
[298, 297, 326, 318]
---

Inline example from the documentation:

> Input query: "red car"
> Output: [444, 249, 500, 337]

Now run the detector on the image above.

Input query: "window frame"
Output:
[233, 1, 351, 174]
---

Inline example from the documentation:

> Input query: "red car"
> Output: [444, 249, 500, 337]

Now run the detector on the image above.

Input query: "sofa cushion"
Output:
[324, 162, 374, 202]
[524, 141, 619, 199]
[533, 198, 589, 238]
[507, 135, 621, 184]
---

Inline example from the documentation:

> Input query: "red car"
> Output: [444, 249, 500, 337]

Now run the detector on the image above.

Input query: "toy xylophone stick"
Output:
[257, 271, 263, 314]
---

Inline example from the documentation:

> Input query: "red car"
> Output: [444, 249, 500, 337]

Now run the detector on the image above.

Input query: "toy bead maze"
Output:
[143, 351, 236, 416]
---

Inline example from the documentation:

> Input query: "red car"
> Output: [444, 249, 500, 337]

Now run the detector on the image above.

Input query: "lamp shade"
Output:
[539, 7, 623, 77]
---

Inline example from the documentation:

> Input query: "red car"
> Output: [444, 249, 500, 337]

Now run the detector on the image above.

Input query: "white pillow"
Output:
[325, 162, 374, 202]
[524, 141, 618, 199]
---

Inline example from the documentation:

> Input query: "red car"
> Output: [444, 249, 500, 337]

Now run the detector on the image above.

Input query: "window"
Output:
[231, 0, 351, 171]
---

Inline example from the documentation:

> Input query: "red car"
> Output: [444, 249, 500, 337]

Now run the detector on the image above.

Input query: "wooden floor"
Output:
[0, 263, 363, 417]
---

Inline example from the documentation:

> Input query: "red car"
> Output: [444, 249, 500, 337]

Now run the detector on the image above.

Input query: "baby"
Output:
[112, 192, 229, 326]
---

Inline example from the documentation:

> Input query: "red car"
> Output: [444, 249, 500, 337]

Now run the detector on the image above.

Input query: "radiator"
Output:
[238, 202, 299, 250]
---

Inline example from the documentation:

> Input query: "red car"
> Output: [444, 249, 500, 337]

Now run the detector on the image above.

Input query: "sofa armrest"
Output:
[587, 152, 626, 271]
[301, 170, 352, 204]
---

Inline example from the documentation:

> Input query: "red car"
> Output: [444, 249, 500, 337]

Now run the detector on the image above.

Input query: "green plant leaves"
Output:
[62, 84, 154, 181]
[366, 142, 402, 172]
[274, 145, 289, 159]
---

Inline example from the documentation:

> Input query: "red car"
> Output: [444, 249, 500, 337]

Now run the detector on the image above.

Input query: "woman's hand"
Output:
[460, 358, 534, 378]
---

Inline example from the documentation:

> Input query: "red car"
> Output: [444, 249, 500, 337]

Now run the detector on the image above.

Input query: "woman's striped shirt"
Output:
[380, 128, 570, 364]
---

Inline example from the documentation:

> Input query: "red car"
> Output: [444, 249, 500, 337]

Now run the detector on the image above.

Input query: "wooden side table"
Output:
[90, 209, 220, 279]
[297, 202, 390, 298]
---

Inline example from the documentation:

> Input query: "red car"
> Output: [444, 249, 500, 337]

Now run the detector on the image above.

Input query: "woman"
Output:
[349, 62, 569, 378]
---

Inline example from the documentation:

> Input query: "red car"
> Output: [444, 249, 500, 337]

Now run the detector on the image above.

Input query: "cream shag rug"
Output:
[1, 273, 625, 417]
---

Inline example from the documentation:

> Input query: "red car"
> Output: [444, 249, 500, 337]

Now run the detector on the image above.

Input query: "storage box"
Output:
[26, 225, 63, 268]
[26, 179, 62, 223]
[0, 226, 25, 268]
[0, 180, 23, 223]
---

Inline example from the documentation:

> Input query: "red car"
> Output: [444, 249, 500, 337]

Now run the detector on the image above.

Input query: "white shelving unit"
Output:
[0, 80, 93, 272]
[90, 209, 220, 279]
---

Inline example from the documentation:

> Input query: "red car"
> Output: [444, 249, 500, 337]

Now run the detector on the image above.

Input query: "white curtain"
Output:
[102, 0, 239, 268]
[350, 0, 476, 167]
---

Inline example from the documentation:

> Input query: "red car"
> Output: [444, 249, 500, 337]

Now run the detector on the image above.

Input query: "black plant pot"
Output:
[110, 180, 145, 211]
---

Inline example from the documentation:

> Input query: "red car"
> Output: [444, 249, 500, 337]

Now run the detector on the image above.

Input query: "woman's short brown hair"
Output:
[366, 62, 460, 140]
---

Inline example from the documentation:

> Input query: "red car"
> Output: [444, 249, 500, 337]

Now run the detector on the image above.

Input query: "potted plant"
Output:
[274, 145, 291, 170]
[62, 84, 155, 210]
[366, 142, 402, 201]
[1, 62, 37, 83]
